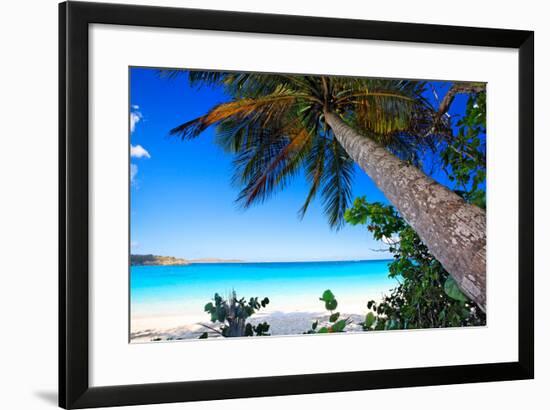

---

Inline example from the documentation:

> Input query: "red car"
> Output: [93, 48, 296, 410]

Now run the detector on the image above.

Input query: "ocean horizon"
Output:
[130, 259, 398, 336]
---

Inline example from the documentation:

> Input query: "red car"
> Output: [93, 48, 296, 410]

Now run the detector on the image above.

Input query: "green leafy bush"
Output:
[347, 91, 487, 330]
[200, 291, 271, 338]
[306, 290, 350, 334]
[441, 92, 486, 209]
[345, 197, 486, 330]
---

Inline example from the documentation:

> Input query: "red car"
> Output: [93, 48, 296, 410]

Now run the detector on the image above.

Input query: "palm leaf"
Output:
[299, 136, 327, 218]
[157, 69, 228, 87]
[234, 123, 313, 207]
[169, 89, 305, 140]
[161, 70, 444, 228]
[320, 138, 355, 229]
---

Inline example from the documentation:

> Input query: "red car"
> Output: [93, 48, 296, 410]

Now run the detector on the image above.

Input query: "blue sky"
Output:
[129, 68, 472, 262]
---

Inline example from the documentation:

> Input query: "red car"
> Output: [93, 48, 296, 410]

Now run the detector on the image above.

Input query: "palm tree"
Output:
[164, 71, 486, 312]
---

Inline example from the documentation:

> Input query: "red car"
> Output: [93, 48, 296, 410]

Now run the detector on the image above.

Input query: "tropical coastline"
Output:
[130, 254, 244, 266]
[130, 259, 396, 342]
[129, 68, 487, 342]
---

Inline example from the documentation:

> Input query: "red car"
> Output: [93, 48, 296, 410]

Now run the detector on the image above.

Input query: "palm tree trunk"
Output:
[325, 111, 487, 312]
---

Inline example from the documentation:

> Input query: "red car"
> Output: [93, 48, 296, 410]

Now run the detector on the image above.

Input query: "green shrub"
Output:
[200, 291, 271, 338]
[346, 197, 486, 330]
[306, 290, 350, 334]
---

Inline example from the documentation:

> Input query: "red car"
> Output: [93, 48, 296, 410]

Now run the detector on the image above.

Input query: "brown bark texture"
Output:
[325, 111, 487, 312]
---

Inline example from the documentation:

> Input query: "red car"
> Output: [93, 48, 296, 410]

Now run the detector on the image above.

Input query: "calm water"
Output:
[131, 259, 397, 319]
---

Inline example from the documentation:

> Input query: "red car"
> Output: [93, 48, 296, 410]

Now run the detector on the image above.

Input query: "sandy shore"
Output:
[130, 311, 367, 343]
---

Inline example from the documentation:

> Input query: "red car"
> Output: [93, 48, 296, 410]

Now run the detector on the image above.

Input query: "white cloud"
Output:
[130, 163, 138, 184]
[130, 144, 151, 159]
[130, 109, 142, 133]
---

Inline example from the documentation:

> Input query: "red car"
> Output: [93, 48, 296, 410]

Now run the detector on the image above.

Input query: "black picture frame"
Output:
[59, 1, 534, 408]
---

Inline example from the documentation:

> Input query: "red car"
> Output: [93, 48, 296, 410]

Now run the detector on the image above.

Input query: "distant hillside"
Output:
[130, 254, 189, 266]
[130, 254, 244, 266]
[190, 258, 243, 263]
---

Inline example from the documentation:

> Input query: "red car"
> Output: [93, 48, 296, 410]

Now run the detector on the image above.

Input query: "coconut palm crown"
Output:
[166, 71, 444, 228]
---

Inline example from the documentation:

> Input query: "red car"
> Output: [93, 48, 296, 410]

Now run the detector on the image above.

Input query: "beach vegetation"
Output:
[346, 93, 487, 329]
[199, 291, 271, 338]
[440, 90, 486, 208]
[305, 290, 350, 334]
[163, 71, 487, 311]
[346, 198, 485, 329]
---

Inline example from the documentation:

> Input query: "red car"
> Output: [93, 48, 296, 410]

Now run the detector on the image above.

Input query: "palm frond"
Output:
[320, 138, 355, 229]
[157, 69, 186, 80]
[157, 69, 228, 87]
[298, 136, 327, 218]
[188, 70, 228, 87]
[160, 70, 446, 229]
[234, 124, 313, 207]
[169, 89, 305, 140]
[351, 94, 416, 136]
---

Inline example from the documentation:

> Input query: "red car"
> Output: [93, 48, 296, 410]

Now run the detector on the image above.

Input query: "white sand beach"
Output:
[130, 293, 384, 343]
[130, 310, 367, 343]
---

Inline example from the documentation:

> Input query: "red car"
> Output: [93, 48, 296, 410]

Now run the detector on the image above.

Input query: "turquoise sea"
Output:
[131, 259, 397, 325]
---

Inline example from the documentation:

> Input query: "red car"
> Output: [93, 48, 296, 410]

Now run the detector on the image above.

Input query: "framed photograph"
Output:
[59, 1, 534, 408]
